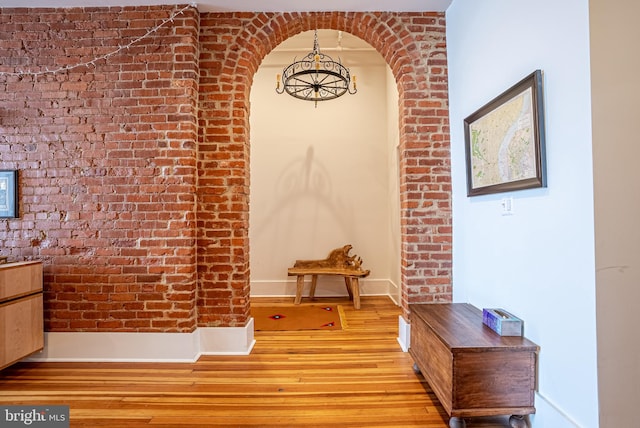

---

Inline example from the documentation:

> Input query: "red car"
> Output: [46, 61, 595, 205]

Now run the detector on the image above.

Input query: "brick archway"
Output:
[197, 12, 452, 327]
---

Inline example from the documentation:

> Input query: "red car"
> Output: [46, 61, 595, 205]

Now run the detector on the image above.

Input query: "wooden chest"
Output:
[0, 261, 44, 370]
[409, 303, 539, 426]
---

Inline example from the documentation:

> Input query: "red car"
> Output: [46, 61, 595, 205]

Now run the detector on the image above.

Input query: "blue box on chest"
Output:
[482, 308, 523, 336]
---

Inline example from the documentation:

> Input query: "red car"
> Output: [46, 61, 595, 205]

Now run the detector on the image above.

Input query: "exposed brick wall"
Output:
[0, 6, 451, 332]
[197, 12, 452, 326]
[0, 5, 201, 332]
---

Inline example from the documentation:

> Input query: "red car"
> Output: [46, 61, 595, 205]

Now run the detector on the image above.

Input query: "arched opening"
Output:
[196, 12, 451, 328]
[249, 30, 402, 304]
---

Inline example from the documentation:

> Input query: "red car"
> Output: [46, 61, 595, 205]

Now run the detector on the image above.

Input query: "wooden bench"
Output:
[287, 267, 370, 309]
[287, 245, 370, 309]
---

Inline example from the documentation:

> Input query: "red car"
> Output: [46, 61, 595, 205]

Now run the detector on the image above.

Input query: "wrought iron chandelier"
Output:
[276, 30, 357, 107]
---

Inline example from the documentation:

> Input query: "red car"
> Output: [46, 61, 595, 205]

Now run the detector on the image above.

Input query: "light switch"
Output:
[501, 197, 514, 216]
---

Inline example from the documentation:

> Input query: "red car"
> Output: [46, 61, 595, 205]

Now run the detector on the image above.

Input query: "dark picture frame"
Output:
[0, 170, 18, 218]
[464, 70, 546, 196]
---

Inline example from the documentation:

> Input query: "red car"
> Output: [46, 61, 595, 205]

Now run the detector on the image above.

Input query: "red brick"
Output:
[0, 7, 450, 333]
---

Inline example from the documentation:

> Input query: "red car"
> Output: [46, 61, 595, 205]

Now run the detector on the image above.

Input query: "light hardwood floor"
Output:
[0, 296, 512, 427]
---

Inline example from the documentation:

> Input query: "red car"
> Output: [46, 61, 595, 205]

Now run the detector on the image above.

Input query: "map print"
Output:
[469, 87, 535, 188]
[0, 178, 8, 211]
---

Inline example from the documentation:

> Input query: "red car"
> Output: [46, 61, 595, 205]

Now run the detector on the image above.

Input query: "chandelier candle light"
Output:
[276, 30, 357, 107]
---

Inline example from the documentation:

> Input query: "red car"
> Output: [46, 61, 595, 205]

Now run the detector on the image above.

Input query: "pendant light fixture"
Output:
[276, 30, 357, 107]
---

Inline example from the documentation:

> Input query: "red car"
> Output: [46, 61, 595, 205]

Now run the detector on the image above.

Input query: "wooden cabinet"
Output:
[409, 303, 539, 428]
[0, 261, 44, 370]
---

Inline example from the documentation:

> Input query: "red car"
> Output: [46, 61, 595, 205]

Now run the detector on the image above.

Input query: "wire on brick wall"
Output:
[0, 3, 196, 78]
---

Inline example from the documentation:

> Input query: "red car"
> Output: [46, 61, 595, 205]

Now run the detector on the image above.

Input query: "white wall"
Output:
[590, 1, 640, 426]
[249, 33, 400, 298]
[447, 1, 598, 427]
[386, 66, 401, 301]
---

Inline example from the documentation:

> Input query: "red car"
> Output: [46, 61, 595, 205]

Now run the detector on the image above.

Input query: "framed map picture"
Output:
[0, 170, 18, 218]
[464, 70, 546, 196]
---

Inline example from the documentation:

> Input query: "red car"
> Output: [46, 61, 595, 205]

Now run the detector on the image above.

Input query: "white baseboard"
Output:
[530, 392, 582, 427]
[198, 318, 256, 356]
[25, 279, 404, 363]
[397, 315, 411, 352]
[251, 278, 399, 300]
[386, 280, 401, 305]
[27, 319, 255, 363]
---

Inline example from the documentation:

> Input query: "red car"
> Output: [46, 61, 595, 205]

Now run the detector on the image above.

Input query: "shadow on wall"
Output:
[250, 145, 358, 242]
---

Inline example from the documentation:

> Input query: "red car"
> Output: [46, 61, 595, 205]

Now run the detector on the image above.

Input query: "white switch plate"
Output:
[501, 197, 514, 216]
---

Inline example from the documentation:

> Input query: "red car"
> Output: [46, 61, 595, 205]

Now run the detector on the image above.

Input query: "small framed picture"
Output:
[464, 70, 547, 196]
[0, 170, 18, 218]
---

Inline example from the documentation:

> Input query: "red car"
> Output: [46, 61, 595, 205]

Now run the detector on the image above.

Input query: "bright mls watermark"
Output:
[1, 406, 69, 427]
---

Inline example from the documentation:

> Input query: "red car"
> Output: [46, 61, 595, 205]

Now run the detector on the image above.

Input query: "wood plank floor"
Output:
[0, 296, 512, 427]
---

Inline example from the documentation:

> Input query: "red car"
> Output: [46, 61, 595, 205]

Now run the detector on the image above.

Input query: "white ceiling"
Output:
[276, 30, 372, 51]
[263, 30, 383, 68]
[0, 0, 453, 12]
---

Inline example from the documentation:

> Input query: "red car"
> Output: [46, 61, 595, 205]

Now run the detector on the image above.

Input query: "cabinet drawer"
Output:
[0, 261, 43, 302]
[0, 293, 44, 370]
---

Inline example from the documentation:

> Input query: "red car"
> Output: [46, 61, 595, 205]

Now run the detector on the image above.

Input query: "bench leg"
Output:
[351, 277, 361, 309]
[294, 275, 305, 305]
[344, 277, 353, 299]
[309, 275, 318, 299]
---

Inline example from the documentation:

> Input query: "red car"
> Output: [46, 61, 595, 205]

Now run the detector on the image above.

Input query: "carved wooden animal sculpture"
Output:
[293, 244, 365, 271]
